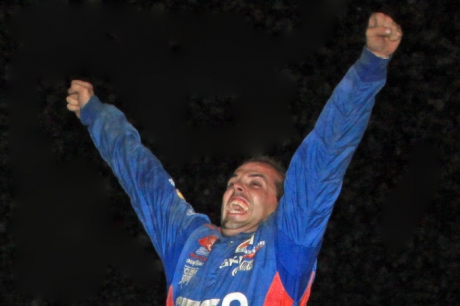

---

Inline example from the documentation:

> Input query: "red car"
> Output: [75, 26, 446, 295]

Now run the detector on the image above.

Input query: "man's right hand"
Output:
[66, 80, 94, 119]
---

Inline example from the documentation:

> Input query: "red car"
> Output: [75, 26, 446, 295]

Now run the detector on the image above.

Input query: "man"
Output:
[66, 12, 402, 305]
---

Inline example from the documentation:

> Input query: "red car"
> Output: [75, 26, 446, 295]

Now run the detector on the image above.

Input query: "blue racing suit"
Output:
[80, 47, 390, 305]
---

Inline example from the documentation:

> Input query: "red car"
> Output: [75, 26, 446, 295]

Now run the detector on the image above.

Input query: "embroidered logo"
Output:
[219, 238, 265, 276]
[180, 235, 218, 285]
[186, 258, 204, 267]
[196, 246, 210, 256]
[179, 265, 198, 285]
[199, 235, 218, 251]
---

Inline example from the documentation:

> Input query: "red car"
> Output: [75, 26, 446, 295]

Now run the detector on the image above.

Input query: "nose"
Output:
[232, 181, 244, 192]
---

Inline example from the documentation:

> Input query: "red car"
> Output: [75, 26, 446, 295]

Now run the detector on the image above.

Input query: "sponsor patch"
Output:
[199, 235, 218, 252]
[186, 258, 204, 267]
[232, 260, 254, 276]
[242, 241, 265, 258]
[219, 239, 265, 275]
[179, 265, 198, 285]
[190, 252, 208, 262]
[196, 246, 210, 256]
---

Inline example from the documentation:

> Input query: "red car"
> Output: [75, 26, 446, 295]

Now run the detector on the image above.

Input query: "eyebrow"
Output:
[228, 173, 268, 182]
[248, 173, 268, 181]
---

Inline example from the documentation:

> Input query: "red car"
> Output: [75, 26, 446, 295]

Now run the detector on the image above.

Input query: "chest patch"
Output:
[219, 236, 265, 276]
[179, 234, 218, 285]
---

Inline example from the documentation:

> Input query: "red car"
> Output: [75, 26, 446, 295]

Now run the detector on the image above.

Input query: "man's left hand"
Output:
[366, 13, 403, 58]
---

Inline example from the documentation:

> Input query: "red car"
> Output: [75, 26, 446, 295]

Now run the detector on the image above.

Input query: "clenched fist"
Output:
[366, 13, 403, 58]
[66, 80, 94, 118]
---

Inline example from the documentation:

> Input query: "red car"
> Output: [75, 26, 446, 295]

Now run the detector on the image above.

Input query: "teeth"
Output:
[229, 200, 249, 212]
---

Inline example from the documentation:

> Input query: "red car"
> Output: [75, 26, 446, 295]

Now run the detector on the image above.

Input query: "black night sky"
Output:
[1, 0, 459, 305]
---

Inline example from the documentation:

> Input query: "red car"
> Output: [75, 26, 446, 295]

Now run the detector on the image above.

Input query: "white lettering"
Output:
[176, 297, 220, 306]
[229, 258, 239, 265]
[186, 258, 204, 267]
[200, 299, 220, 306]
[176, 293, 247, 306]
[222, 292, 248, 306]
[220, 259, 229, 268]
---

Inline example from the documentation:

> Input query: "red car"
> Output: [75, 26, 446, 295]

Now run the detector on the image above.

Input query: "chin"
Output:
[222, 219, 244, 231]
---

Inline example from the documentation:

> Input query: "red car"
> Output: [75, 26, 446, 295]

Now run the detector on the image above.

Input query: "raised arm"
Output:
[66, 82, 209, 284]
[275, 13, 402, 301]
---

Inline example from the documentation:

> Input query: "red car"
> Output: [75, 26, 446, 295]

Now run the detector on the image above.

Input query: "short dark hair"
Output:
[240, 156, 286, 202]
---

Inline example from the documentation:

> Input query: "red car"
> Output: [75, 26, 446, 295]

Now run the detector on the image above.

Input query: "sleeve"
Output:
[80, 98, 209, 284]
[275, 47, 391, 300]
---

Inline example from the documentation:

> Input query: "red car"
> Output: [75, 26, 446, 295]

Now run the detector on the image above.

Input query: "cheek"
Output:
[222, 189, 231, 206]
[222, 189, 229, 200]
[265, 194, 279, 213]
[268, 202, 278, 214]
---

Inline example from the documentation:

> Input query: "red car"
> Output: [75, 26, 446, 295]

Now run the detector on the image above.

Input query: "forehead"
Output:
[232, 162, 280, 182]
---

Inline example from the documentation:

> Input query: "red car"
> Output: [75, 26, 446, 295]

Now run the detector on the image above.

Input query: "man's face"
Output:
[221, 162, 280, 236]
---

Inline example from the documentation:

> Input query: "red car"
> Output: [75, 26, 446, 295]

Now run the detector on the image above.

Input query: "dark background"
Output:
[1, 0, 458, 305]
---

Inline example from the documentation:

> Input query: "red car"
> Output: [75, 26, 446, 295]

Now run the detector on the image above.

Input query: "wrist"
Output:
[366, 47, 390, 59]
[354, 46, 391, 82]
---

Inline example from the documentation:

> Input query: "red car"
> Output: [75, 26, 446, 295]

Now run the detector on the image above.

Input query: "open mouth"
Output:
[228, 199, 249, 214]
